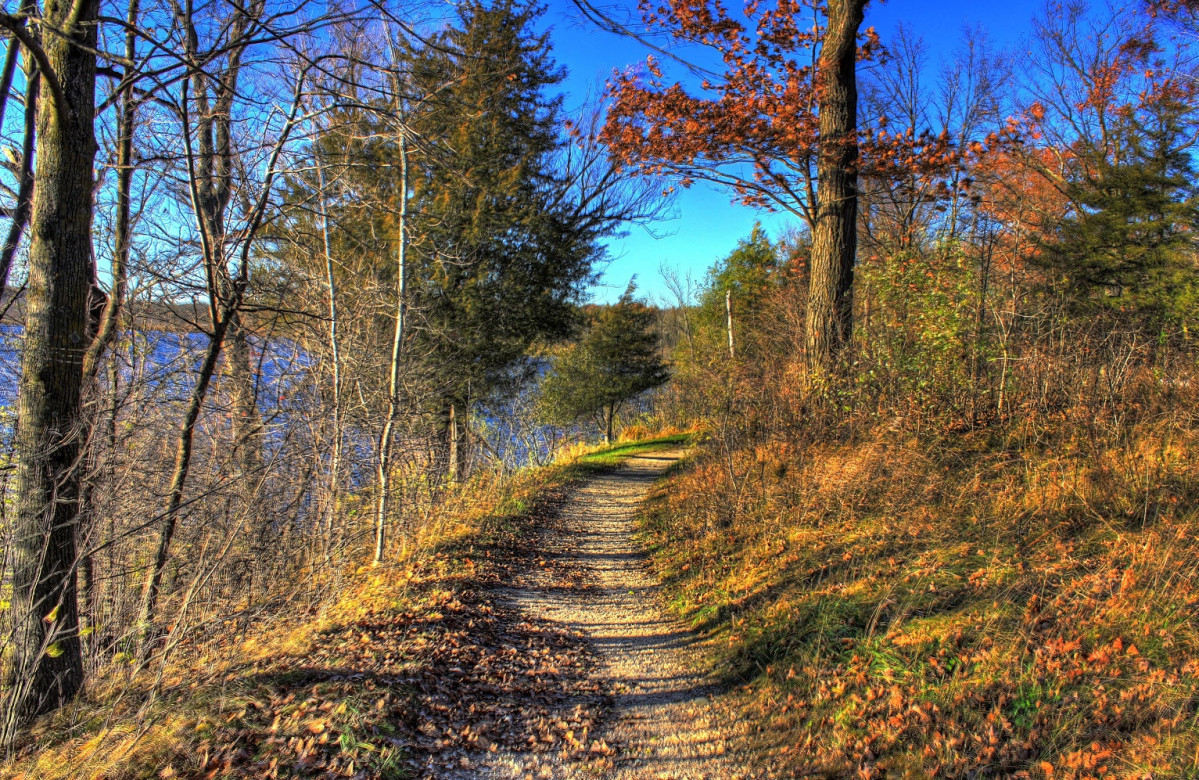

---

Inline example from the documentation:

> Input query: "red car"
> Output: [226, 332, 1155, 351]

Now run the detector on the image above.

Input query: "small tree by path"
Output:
[539, 284, 669, 443]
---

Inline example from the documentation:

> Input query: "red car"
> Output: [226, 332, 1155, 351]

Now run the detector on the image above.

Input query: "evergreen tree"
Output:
[404, 0, 598, 469]
[1042, 92, 1199, 325]
[538, 284, 670, 443]
[698, 225, 780, 362]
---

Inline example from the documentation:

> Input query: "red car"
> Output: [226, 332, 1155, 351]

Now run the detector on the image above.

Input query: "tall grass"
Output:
[640, 232, 1199, 776]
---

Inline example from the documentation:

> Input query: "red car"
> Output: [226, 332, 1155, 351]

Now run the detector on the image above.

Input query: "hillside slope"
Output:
[638, 418, 1199, 778]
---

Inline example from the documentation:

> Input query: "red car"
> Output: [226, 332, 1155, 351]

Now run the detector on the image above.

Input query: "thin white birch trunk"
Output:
[375, 129, 407, 565]
[315, 156, 343, 553]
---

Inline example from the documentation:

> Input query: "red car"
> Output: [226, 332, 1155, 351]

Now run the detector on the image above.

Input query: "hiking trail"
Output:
[473, 448, 761, 780]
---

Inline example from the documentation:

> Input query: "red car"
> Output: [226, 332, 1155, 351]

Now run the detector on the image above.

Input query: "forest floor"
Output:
[463, 447, 762, 780]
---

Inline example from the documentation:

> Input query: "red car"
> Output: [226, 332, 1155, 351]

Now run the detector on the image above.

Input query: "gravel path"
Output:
[487, 449, 759, 780]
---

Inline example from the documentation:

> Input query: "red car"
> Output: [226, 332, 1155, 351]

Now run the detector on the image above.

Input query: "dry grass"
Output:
[638, 384, 1199, 778]
[3, 435, 691, 780]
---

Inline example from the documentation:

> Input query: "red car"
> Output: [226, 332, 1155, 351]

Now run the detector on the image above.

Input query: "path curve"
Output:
[489, 449, 758, 780]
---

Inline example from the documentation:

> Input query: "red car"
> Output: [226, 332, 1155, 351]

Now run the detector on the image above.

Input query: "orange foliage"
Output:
[974, 145, 1072, 270]
[601, 0, 959, 223]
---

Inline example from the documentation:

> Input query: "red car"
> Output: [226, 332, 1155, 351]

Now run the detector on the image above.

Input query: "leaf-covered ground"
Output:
[6, 456, 606, 779]
[163, 583, 608, 779]
[9, 436, 715, 780]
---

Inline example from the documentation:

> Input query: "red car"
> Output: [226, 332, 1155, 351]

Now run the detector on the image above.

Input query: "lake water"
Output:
[0, 326, 566, 473]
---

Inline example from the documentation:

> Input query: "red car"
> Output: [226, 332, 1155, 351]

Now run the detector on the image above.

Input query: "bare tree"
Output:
[136, 0, 319, 651]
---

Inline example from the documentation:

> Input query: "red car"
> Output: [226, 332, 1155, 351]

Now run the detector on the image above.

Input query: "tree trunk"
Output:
[6, 0, 99, 733]
[375, 129, 407, 565]
[805, 0, 865, 375]
[447, 401, 462, 484]
[227, 312, 262, 483]
[725, 288, 735, 359]
[73, 306, 104, 649]
[315, 154, 343, 555]
[226, 310, 266, 571]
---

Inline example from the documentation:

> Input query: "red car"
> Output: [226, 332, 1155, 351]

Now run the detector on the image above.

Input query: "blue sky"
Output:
[533, 0, 1052, 303]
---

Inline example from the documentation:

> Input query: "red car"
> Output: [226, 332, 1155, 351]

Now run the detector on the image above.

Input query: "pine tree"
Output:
[1042, 92, 1199, 325]
[402, 0, 600, 474]
[538, 284, 670, 443]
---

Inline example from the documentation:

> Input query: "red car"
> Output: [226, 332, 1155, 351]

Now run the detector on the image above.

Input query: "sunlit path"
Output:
[479, 450, 762, 780]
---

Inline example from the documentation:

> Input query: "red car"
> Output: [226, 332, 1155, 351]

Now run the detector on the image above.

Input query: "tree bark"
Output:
[447, 401, 462, 484]
[375, 129, 407, 565]
[226, 309, 266, 567]
[5, 0, 98, 733]
[227, 312, 262, 485]
[805, 0, 865, 375]
[315, 154, 343, 554]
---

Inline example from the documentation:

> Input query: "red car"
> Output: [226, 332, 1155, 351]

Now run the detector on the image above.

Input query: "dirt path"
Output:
[486, 449, 760, 780]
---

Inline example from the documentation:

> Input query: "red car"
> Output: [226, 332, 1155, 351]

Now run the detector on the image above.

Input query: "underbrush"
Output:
[5, 433, 685, 780]
[639, 406, 1199, 778]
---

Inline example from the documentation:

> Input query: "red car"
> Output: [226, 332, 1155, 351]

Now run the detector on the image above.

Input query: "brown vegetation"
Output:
[642, 373, 1199, 776]
[2, 447, 633, 779]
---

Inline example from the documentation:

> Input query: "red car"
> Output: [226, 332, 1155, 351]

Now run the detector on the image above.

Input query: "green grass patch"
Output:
[577, 433, 692, 466]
